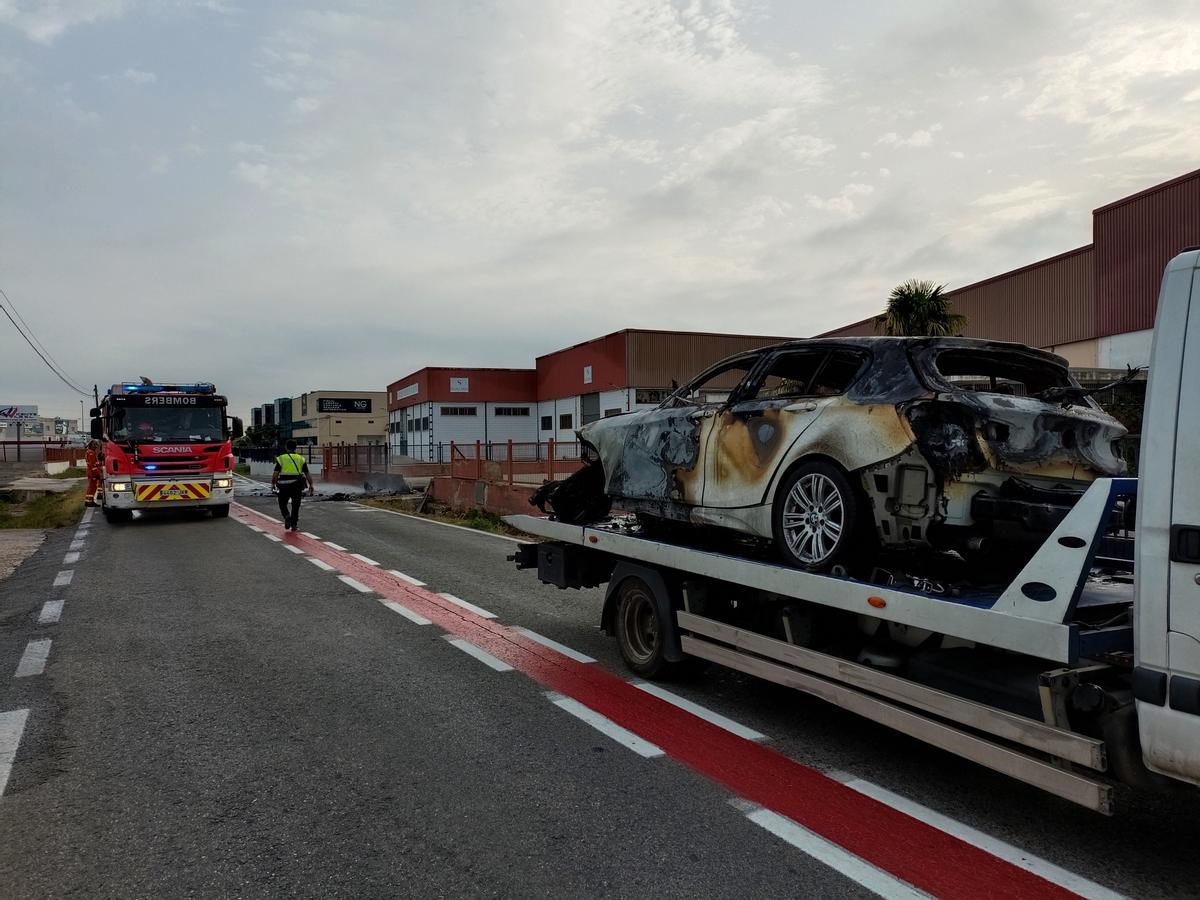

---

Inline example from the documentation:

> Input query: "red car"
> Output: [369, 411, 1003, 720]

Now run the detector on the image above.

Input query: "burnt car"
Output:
[536, 337, 1128, 570]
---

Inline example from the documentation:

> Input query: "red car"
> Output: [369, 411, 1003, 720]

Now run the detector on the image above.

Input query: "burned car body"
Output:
[544, 337, 1127, 570]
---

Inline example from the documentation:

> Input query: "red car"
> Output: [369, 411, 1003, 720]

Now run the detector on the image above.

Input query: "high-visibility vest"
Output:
[276, 453, 306, 476]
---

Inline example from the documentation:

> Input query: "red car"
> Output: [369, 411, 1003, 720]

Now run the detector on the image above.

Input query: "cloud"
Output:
[122, 67, 155, 83]
[0, 0, 129, 43]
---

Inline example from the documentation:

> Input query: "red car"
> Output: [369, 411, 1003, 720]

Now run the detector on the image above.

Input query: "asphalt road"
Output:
[0, 487, 1195, 898]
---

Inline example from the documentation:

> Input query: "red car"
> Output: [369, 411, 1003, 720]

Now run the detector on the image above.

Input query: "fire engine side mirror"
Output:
[231, 416, 244, 440]
[90, 418, 102, 439]
[89, 407, 100, 418]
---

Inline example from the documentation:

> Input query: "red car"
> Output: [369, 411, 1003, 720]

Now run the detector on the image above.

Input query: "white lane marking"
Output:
[284, 545, 305, 555]
[353, 503, 525, 544]
[264, 534, 282, 543]
[302, 532, 320, 539]
[546, 692, 664, 758]
[69, 540, 85, 552]
[308, 557, 335, 572]
[324, 541, 348, 551]
[81, 508, 95, 524]
[74, 527, 90, 539]
[828, 773, 1126, 900]
[350, 553, 380, 566]
[0, 709, 30, 798]
[38, 600, 64, 624]
[445, 637, 513, 672]
[437, 592, 497, 620]
[62, 551, 80, 565]
[246, 524, 263, 533]
[632, 681, 767, 742]
[735, 801, 924, 900]
[53, 571, 73, 587]
[511, 627, 595, 663]
[14, 639, 51, 678]
[379, 599, 432, 626]
[337, 575, 373, 594]
[388, 570, 426, 587]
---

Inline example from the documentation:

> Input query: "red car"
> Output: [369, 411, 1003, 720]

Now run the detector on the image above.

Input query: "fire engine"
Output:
[90, 382, 244, 523]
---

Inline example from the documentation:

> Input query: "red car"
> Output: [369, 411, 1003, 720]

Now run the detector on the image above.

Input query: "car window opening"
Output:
[754, 350, 865, 400]
[930, 349, 1071, 397]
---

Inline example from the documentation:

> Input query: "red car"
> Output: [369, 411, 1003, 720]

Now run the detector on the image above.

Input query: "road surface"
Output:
[0, 489, 1195, 898]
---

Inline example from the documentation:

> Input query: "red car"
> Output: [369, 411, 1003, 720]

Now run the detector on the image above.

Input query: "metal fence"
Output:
[0, 439, 74, 463]
[318, 440, 586, 485]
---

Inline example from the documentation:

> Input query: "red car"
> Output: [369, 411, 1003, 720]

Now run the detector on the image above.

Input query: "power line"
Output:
[0, 286, 82, 390]
[0, 287, 91, 397]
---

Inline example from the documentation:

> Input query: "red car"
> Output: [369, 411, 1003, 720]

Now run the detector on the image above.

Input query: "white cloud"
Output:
[876, 127, 937, 148]
[122, 67, 156, 84]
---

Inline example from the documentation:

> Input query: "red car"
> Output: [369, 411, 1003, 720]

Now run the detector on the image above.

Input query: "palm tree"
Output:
[875, 279, 967, 336]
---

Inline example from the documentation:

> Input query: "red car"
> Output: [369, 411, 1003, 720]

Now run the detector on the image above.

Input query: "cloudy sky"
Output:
[2, 0, 1199, 420]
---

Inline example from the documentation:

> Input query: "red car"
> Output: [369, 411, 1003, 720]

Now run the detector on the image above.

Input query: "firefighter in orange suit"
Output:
[85, 440, 102, 507]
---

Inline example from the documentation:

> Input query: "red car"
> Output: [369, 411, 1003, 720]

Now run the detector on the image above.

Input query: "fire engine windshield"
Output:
[111, 406, 226, 443]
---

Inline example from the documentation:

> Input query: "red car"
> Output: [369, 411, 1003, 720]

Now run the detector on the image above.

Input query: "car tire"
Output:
[211, 504, 230, 519]
[612, 576, 702, 680]
[772, 461, 860, 571]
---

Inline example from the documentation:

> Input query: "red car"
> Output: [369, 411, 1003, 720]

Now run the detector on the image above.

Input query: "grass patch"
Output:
[363, 497, 522, 536]
[234, 463, 251, 475]
[48, 467, 87, 479]
[0, 487, 86, 529]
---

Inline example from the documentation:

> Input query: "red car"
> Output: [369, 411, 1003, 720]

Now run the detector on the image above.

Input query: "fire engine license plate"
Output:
[135, 483, 212, 502]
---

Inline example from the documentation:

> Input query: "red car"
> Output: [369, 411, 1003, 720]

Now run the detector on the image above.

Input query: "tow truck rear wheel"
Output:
[613, 576, 700, 679]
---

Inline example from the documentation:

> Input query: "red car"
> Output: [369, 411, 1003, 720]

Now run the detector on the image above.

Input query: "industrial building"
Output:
[820, 168, 1200, 373]
[387, 331, 793, 460]
[250, 391, 387, 446]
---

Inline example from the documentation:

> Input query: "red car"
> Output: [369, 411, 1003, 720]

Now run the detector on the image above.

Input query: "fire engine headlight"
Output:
[110, 482, 132, 492]
[213, 477, 232, 489]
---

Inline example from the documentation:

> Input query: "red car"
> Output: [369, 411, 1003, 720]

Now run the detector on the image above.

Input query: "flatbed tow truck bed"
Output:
[505, 477, 1139, 814]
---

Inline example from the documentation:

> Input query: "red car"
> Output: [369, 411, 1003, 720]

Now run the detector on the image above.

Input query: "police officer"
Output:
[272, 440, 315, 530]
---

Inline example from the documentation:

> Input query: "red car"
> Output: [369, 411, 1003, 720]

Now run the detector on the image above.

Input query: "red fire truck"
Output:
[90, 382, 244, 523]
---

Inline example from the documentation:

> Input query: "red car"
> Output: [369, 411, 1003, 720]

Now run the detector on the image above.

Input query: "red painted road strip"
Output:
[233, 503, 1083, 900]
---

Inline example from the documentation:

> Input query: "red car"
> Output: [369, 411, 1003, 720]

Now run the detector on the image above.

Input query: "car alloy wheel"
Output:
[777, 465, 853, 568]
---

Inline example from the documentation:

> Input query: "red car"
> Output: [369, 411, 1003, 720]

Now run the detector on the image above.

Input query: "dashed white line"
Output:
[379, 599, 432, 626]
[734, 801, 924, 900]
[350, 553, 380, 566]
[38, 600, 64, 625]
[302, 532, 320, 539]
[246, 524, 263, 533]
[81, 509, 95, 524]
[546, 692, 663, 758]
[388, 570, 426, 587]
[283, 545, 305, 555]
[0, 709, 30, 799]
[337, 575, 373, 594]
[511, 627, 596, 663]
[353, 504, 526, 543]
[14, 639, 51, 678]
[52, 571, 73, 588]
[62, 551, 80, 565]
[307, 557, 335, 572]
[827, 773, 1125, 900]
[69, 540, 85, 552]
[445, 637, 514, 672]
[264, 534, 282, 543]
[74, 528, 89, 539]
[324, 541, 348, 551]
[437, 592, 498, 620]
[632, 681, 767, 742]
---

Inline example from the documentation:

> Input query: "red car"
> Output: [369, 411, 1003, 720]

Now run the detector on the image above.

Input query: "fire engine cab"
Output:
[90, 382, 244, 523]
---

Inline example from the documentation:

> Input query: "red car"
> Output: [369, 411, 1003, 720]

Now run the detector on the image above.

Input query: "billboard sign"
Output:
[317, 397, 372, 414]
[0, 405, 38, 422]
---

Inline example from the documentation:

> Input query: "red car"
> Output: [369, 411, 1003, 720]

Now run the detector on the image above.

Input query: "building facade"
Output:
[290, 391, 387, 446]
[386, 368, 537, 460]
[820, 169, 1200, 372]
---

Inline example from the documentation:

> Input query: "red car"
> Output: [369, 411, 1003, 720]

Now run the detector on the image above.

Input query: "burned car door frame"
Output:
[600, 353, 765, 517]
[701, 345, 871, 510]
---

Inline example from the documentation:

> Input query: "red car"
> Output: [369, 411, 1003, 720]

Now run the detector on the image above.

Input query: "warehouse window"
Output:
[559, 413, 573, 430]
[540, 415, 552, 431]
[604, 408, 621, 417]
[494, 407, 530, 416]
[422, 416, 430, 431]
[440, 406, 478, 416]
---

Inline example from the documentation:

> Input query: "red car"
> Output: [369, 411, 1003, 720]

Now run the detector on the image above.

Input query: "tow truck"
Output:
[508, 249, 1200, 815]
[90, 381, 244, 523]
